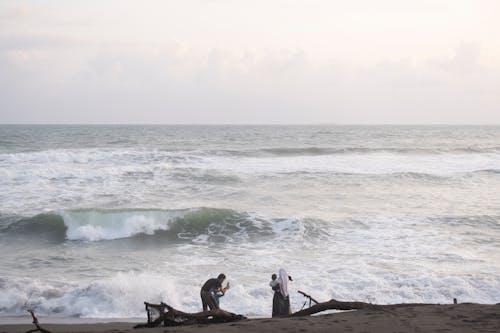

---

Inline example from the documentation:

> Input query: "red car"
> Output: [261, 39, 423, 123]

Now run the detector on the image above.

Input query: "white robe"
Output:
[278, 268, 289, 297]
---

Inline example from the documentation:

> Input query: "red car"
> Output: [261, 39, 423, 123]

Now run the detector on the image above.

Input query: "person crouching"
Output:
[200, 273, 226, 311]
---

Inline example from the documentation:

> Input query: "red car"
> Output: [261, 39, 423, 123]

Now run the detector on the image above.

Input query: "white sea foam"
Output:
[196, 152, 500, 176]
[0, 264, 499, 318]
[0, 212, 499, 317]
[0, 273, 183, 318]
[1, 149, 500, 180]
[61, 210, 182, 241]
[1, 147, 499, 216]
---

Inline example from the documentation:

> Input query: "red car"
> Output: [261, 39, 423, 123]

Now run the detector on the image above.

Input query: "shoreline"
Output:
[1, 303, 499, 333]
[0, 316, 144, 325]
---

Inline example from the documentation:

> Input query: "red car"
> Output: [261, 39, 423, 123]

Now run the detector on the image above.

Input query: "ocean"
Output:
[0, 125, 499, 318]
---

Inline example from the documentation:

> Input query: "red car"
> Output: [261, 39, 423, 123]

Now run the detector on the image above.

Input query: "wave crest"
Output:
[1, 208, 284, 243]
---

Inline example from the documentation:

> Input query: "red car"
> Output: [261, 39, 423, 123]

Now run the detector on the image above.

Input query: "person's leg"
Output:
[207, 294, 219, 310]
[201, 291, 209, 311]
[277, 294, 288, 316]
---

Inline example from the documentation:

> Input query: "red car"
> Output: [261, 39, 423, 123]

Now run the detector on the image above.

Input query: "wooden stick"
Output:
[25, 309, 52, 333]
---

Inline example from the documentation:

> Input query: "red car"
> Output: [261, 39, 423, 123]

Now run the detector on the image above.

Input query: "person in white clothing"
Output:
[269, 268, 292, 316]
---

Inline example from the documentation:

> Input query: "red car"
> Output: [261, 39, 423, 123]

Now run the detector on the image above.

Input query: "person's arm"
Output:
[221, 282, 230, 294]
[269, 280, 279, 287]
[215, 281, 228, 294]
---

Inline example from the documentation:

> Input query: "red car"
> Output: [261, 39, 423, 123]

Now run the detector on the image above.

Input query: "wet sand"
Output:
[1, 303, 499, 333]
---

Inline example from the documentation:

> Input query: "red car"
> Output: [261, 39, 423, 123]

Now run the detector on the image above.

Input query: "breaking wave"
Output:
[1, 268, 498, 318]
[245, 146, 500, 157]
[0, 208, 319, 243]
[2, 209, 499, 245]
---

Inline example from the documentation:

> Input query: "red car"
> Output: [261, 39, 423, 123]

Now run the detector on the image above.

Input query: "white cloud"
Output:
[0, 1, 499, 124]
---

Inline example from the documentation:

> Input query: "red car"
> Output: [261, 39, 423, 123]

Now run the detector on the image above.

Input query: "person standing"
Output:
[270, 268, 292, 316]
[269, 273, 280, 317]
[200, 273, 226, 311]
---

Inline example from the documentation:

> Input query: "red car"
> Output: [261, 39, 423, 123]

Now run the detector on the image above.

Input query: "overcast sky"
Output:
[0, 0, 499, 124]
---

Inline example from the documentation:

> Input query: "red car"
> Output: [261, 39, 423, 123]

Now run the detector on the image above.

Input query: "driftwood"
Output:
[25, 309, 52, 333]
[135, 294, 433, 328]
[291, 298, 379, 317]
[134, 302, 245, 328]
[163, 304, 246, 324]
[297, 290, 319, 309]
[135, 298, 379, 328]
[291, 297, 436, 317]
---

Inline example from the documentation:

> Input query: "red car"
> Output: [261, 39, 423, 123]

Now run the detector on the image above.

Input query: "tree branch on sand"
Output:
[25, 309, 52, 333]
[290, 298, 379, 317]
[291, 298, 435, 317]
[134, 302, 246, 328]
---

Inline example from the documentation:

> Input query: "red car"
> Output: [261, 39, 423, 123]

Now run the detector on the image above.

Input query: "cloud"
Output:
[0, 4, 41, 21]
[0, 36, 499, 124]
[0, 33, 84, 51]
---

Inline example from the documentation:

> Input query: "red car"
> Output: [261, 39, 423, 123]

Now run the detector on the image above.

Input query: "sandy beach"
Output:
[1, 303, 499, 333]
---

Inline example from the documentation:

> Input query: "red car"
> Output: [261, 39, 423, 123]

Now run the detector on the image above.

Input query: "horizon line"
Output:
[1, 123, 500, 126]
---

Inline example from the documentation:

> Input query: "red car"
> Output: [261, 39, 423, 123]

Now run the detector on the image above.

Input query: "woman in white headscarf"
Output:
[269, 268, 292, 316]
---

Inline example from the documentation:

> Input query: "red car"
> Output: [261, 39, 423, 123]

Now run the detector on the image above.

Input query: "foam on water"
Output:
[2, 211, 499, 318]
[61, 209, 180, 241]
[1, 147, 499, 216]
[197, 152, 500, 176]
[0, 261, 499, 318]
[0, 273, 182, 318]
[2, 148, 500, 178]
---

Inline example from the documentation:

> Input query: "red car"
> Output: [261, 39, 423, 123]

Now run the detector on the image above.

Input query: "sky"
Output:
[0, 0, 499, 124]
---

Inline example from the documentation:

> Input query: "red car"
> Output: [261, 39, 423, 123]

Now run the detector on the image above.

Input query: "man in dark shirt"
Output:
[200, 273, 226, 311]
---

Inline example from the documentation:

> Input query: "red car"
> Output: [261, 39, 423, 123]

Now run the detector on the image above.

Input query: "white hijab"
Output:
[278, 268, 289, 297]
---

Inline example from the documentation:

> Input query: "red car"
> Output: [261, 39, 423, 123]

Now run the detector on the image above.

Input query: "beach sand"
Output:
[1, 303, 499, 333]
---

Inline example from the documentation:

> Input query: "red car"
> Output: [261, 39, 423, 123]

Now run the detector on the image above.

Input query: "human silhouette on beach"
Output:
[270, 268, 293, 316]
[200, 273, 227, 311]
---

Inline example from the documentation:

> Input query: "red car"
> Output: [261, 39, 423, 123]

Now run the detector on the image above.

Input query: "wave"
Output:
[0, 258, 499, 318]
[429, 215, 500, 229]
[229, 146, 500, 157]
[3, 214, 67, 242]
[2, 147, 499, 176]
[2, 209, 499, 245]
[3, 145, 500, 162]
[474, 169, 500, 175]
[169, 168, 242, 184]
[0, 208, 299, 243]
[276, 171, 450, 180]
[385, 171, 460, 181]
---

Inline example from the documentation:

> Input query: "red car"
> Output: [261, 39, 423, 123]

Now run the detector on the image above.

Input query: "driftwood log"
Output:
[291, 298, 436, 317]
[164, 304, 246, 324]
[134, 302, 245, 328]
[135, 296, 432, 328]
[25, 309, 52, 333]
[291, 298, 379, 317]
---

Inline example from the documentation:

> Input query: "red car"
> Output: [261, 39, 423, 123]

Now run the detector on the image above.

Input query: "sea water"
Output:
[0, 125, 499, 318]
